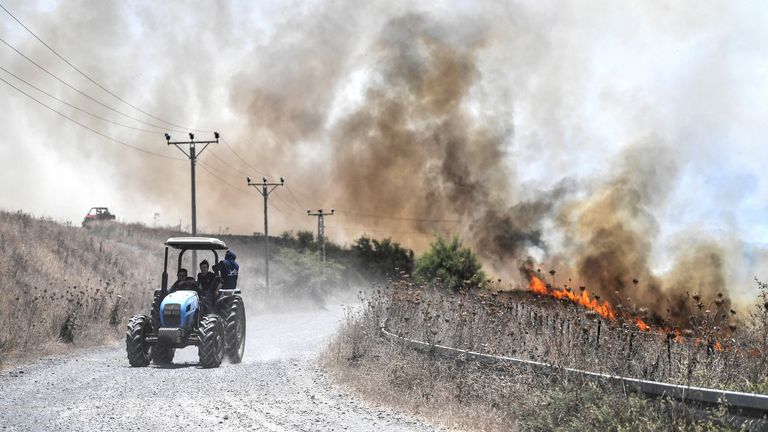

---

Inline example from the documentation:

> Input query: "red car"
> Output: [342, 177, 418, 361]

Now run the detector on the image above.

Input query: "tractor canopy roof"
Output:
[165, 237, 227, 250]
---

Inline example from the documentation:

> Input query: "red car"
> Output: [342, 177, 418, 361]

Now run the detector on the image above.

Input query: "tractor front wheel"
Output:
[126, 315, 151, 367]
[150, 290, 163, 329]
[198, 314, 224, 368]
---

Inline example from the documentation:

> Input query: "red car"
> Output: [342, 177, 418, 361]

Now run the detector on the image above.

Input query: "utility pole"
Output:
[166, 131, 219, 267]
[153, 212, 159, 228]
[306, 209, 334, 266]
[247, 176, 284, 296]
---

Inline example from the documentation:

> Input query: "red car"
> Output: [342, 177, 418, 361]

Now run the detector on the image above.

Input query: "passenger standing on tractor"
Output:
[213, 250, 239, 290]
[197, 260, 217, 313]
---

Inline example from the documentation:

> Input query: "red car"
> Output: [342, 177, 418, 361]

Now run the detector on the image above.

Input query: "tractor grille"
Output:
[163, 304, 181, 327]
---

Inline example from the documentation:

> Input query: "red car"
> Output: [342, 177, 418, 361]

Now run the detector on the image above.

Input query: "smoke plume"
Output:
[0, 1, 765, 320]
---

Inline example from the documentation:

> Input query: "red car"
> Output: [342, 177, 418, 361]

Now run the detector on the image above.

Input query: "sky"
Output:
[0, 0, 766, 298]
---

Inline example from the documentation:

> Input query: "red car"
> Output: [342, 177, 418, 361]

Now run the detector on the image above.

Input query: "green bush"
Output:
[274, 247, 345, 301]
[414, 235, 485, 290]
[352, 236, 414, 281]
[278, 230, 317, 251]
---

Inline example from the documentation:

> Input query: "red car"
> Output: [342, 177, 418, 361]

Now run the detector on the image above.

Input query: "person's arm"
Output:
[212, 261, 222, 276]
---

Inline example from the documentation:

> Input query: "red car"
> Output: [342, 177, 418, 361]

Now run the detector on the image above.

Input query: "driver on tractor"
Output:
[170, 268, 199, 293]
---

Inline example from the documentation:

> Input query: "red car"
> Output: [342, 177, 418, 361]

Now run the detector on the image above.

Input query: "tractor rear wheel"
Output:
[126, 315, 151, 367]
[152, 345, 175, 365]
[198, 314, 224, 368]
[222, 297, 246, 363]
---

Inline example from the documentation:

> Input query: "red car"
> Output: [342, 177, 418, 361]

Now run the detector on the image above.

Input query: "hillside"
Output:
[0, 210, 373, 367]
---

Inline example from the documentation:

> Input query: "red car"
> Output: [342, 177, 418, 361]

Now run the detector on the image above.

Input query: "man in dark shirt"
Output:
[197, 260, 218, 314]
[169, 268, 198, 293]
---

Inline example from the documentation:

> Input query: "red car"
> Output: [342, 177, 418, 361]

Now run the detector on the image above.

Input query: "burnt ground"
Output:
[0, 307, 441, 431]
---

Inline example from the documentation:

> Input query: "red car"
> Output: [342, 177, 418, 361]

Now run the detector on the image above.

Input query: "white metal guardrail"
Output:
[380, 321, 768, 425]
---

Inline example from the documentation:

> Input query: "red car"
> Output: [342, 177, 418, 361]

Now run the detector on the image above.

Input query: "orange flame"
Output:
[635, 317, 650, 332]
[528, 276, 616, 320]
[524, 276, 739, 353]
[530, 275, 548, 295]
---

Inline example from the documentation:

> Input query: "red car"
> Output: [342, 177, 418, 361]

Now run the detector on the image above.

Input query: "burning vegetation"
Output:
[519, 258, 737, 351]
[325, 272, 768, 431]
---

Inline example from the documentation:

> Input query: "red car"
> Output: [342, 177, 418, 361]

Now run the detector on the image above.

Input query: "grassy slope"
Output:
[0, 211, 171, 367]
[0, 210, 361, 368]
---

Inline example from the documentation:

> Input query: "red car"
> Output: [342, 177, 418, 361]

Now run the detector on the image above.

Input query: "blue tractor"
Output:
[125, 237, 246, 368]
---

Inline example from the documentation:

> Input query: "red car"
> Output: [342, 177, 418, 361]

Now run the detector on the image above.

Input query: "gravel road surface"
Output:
[0, 306, 440, 431]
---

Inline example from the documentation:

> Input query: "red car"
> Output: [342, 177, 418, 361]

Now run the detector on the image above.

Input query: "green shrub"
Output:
[352, 236, 415, 281]
[274, 247, 345, 300]
[278, 230, 317, 251]
[414, 235, 485, 290]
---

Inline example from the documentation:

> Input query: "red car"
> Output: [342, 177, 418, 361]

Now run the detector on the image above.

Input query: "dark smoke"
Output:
[329, 14, 554, 262]
[542, 140, 733, 326]
[0, 1, 759, 323]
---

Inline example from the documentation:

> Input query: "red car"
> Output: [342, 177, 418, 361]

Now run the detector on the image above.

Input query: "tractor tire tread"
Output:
[126, 315, 151, 367]
[198, 314, 224, 368]
[150, 290, 163, 329]
[222, 297, 246, 363]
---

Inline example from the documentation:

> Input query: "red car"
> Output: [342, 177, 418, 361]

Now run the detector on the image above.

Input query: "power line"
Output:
[202, 154, 306, 215]
[325, 225, 449, 236]
[210, 144, 459, 226]
[221, 137, 267, 176]
[0, 1, 208, 133]
[0, 35, 186, 133]
[270, 187, 306, 213]
[0, 75, 182, 160]
[204, 165, 448, 240]
[207, 147, 252, 177]
[0, 2, 453, 241]
[286, 183, 306, 210]
[197, 162, 302, 225]
[0, 65, 159, 134]
[198, 159, 302, 218]
[334, 209, 461, 223]
[196, 162, 306, 232]
[197, 162, 255, 197]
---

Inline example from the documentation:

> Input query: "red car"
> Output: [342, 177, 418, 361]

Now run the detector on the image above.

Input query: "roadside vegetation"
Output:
[0, 211, 414, 367]
[414, 234, 485, 291]
[323, 235, 768, 431]
[0, 211, 166, 367]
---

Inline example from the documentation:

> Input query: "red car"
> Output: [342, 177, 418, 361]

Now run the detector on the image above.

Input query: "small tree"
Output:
[352, 235, 415, 281]
[414, 235, 486, 291]
[278, 230, 316, 251]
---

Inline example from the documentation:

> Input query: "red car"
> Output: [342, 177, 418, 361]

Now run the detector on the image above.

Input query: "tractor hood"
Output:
[160, 291, 199, 329]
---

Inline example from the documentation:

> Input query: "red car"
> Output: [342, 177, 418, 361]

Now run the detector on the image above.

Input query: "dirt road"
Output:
[0, 307, 440, 431]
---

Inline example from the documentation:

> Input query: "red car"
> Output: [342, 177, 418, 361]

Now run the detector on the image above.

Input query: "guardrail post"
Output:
[596, 319, 601, 348]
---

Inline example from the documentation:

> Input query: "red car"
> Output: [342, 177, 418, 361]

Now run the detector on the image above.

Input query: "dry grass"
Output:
[321, 278, 768, 431]
[0, 211, 171, 367]
[377, 281, 768, 392]
[0, 210, 356, 368]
